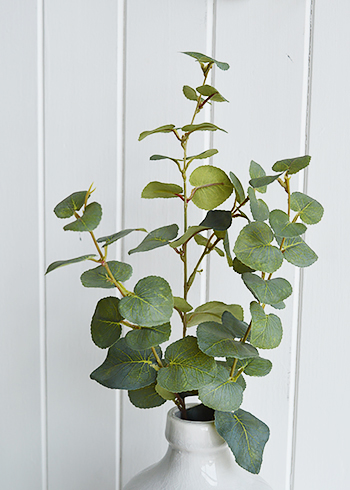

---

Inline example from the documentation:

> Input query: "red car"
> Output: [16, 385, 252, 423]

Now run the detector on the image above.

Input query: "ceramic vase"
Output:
[123, 406, 273, 490]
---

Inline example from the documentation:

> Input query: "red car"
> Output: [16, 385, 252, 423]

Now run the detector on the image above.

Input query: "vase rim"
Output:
[168, 403, 215, 425]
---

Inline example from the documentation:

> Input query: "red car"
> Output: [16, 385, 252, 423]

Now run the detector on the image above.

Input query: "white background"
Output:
[1, 1, 349, 489]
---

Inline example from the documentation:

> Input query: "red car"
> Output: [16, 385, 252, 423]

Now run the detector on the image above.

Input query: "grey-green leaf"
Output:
[250, 302, 283, 349]
[278, 236, 318, 267]
[128, 224, 179, 255]
[290, 192, 324, 224]
[97, 228, 147, 247]
[234, 221, 283, 273]
[242, 273, 292, 305]
[187, 149, 218, 161]
[242, 357, 272, 377]
[139, 124, 176, 141]
[157, 336, 217, 392]
[232, 258, 255, 274]
[182, 123, 227, 134]
[196, 84, 228, 102]
[229, 172, 245, 204]
[269, 209, 307, 237]
[173, 297, 193, 313]
[249, 161, 267, 193]
[63, 202, 102, 232]
[128, 383, 166, 409]
[141, 181, 183, 199]
[90, 338, 160, 390]
[272, 155, 311, 175]
[170, 226, 208, 248]
[125, 323, 171, 350]
[197, 321, 258, 359]
[81, 261, 133, 288]
[249, 173, 283, 189]
[215, 409, 270, 474]
[248, 187, 269, 222]
[221, 311, 249, 339]
[198, 365, 243, 412]
[45, 254, 96, 274]
[91, 297, 123, 349]
[118, 275, 173, 327]
[54, 191, 87, 218]
[223, 232, 233, 266]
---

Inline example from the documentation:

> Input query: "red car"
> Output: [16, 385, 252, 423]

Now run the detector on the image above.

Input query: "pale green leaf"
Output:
[183, 85, 198, 101]
[141, 181, 183, 199]
[229, 172, 245, 204]
[187, 149, 218, 161]
[182, 123, 227, 134]
[196, 84, 228, 102]
[182, 51, 230, 71]
[138, 124, 175, 141]
[194, 234, 224, 257]
[187, 301, 243, 328]
[173, 297, 193, 313]
[45, 254, 96, 274]
[249, 161, 267, 193]
[155, 384, 176, 401]
[290, 192, 324, 224]
[190, 165, 233, 210]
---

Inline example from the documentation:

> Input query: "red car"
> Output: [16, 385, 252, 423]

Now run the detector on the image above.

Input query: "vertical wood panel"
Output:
[44, 1, 119, 488]
[0, 1, 43, 489]
[212, 1, 309, 488]
[121, 1, 213, 485]
[294, 1, 350, 488]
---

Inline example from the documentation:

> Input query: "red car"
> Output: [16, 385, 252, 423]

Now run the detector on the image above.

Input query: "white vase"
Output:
[123, 406, 273, 490]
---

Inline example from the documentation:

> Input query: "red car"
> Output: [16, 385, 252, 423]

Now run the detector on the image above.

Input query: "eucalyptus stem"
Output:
[151, 346, 163, 368]
[229, 358, 238, 379]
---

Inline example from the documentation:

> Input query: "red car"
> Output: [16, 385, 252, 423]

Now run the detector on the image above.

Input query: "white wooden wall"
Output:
[1, 1, 349, 489]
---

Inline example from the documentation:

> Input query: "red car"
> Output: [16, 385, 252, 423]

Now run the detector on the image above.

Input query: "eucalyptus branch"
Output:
[229, 358, 238, 379]
[151, 346, 164, 368]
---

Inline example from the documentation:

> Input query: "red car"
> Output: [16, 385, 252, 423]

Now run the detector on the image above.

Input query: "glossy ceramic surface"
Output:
[123, 406, 273, 490]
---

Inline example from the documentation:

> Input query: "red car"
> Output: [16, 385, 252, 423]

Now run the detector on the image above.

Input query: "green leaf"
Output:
[223, 232, 233, 266]
[183, 85, 198, 101]
[182, 122, 227, 134]
[242, 273, 292, 305]
[198, 365, 243, 412]
[249, 173, 283, 189]
[199, 210, 232, 231]
[190, 165, 233, 210]
[149, 154, 180, 163]
[182, 51, 230, 71]
[155, 384, 176, 401]
[91, 297, 122, 349]
[187, 301, 243, 328]
[248, 188, 269, 222]
[196, 84, 228, 102]
[45, 254, 96, 274]
[234, 222, 283, 273]
[170, 226, 207, 248]
[197, 321, 258, 359]
[54, 191, 87, 218]
[90, 338, 160, 390]
[249, 161, 267, 193]
[118, 276, 173, 327]
[238, 357, 272, 377]
[97, 228, 147, 247]
[269, 209, 307, 237]
[290, 192, 324, 224]
[141, 181, 183, 199]
[272, 155, 311, 175]
[63, 202, 102, 232]
[229, 172, 245, 204]
[194, 234, 224, 257]
[138, 124, 175, 141]
[250, 302, 283, 349]
[125, 323, 171, 350]
[128, 383, 166, 409]
[157, 336, 217, 392]
[215, 409, 270, 474]
[187, 149, 218, 160]
[232, 257, 255, 274]
[173, 297, 193, 313]
[80, 261, 133, 288]
[221, 311, 249, 339]
[128, 224, 179, 255]
[277, 236, 318, 267]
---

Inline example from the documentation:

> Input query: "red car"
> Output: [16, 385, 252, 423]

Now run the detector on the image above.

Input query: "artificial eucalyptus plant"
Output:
[47, 51, 323, 474]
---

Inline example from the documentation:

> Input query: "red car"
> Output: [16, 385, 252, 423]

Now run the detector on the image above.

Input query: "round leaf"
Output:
[242, 273, 292, 305]
[54, 191, 87, 218]
[248, 187, 269, 222]
[187, 301, 243, 328]
[199, 210, 232, 231]
[198, 365, 243, 412]
[190, 165, 233, 210]
[128, 224, 179, 255]
[81, 261, 133, 288]
[118, 276, 173, 327]
[249, 161, 267, 193]
[278, 235, 318, 267]
[234, 222, 283, 273]
[63, 202, 102, 232]
[290, 192, 324, 224]
[141, 182, 183, 199]
[125, 323, 171, 350]
[250, 302, 283, 349]
[269, 209, 307, 237]
[128, 383, 166, 409]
